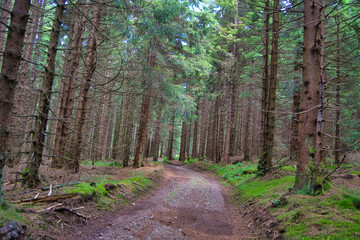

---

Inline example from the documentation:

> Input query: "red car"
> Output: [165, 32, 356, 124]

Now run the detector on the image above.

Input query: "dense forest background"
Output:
[0, 0, 359, 203]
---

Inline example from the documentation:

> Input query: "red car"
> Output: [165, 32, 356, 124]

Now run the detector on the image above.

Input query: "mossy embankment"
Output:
[0, 160, 165, 239]
[184, 158, 360, 240]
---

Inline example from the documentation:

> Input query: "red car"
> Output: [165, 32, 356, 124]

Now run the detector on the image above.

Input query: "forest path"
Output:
[67, 164, 256, 240]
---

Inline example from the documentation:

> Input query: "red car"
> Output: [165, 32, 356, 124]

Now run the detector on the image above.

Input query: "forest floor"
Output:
[2, 160, 261, 239]
[1, 156, 360, 239]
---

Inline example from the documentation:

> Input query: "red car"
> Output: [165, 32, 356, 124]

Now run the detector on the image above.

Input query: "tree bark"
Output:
[70, 2, 103, 172]
[186, 122, 191, 160]
[179, 121, 187, 162]
[191, 99, 199, 159]
[0, 0, 30, 207]
[111, 101, 122, 160]
[293, 0, 323, 193]
[223, 67, 234, 164]
[259, 0, 270, 164]
[152, 107, 162, 161]
[166, 115, 175, 160]
[133, 88, 152, 168]
[133, 38, 158, 168]
[121, 94, 131, 161]
[24, 0, 47, 148]
[198, 99, 208, 158]
[7, 0, 41, 167]
[123, 92, 135, 166]
[290, 44, 302, 161]
[334, 13, 341, 164]
[243, 84, 254, 161]
[257, 0, 279, 175]
[312, 0, 325, 191]
[53, 1, 89, 167]
[25, 0, 66, 187]
[0, 0, 12, 62]
[217, 69, 226, 163]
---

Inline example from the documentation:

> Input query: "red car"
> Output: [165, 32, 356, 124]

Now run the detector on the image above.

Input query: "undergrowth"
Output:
[81, 160, 123, 168]
[0, 206, 24, 227]
[183, 158, 360, 239]
[65, 173, 152, 208]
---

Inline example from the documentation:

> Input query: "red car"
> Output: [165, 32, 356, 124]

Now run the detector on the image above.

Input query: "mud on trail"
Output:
[63, 164, 256, 240]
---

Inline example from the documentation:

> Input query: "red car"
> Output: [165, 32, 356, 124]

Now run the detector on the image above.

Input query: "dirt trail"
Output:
[66, 164, 256, 240]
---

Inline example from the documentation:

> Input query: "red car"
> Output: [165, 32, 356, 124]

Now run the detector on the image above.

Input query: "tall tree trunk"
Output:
[152, 107, 162, 161]
[258, 0, 279, 175]
[7, 0, 41, 166]
[123, 92, 135, 166]
[0, 0, 12, 62]
[24, 0, 46, 148]
[312, 0, 325, 190]
[0, 0, 30, 207]
[237, 98, 244, 153]
[25, 0, 66, 187]
[111, 101, 122, 160]
[70, 2, 103, 172]
[117, 94, 127, 161]
[166, 115, 175, 160]
[243, 84, 254, 161]
[293, 0, 323, 193]
[259, 0, 270, 166]
[223, 3, 240, 164]
[205, 104, 213, 158]
[186, 122, 191, 160]
[179, 121, 187, 162]
[133, 38, 157, 168]
[191, 100, 199, 159]
[229, 78, 238, 156]
[222, 68, 234, 164]
[290, 46, 301, 161]
[217, 69, 226, 163]
[334, 13, 341, 164]
[53, 1, 88, 167]
[198, 99, 208, 158]
[207, 100, 218, 162]
[133, 88, 152, 168]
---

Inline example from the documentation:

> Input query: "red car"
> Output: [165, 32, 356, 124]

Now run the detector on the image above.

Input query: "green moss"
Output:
[282, 165, 297, 173]
[278, 190, 360, 239]
[65, 174, 153, 205]
[350, 171, 360, 175]
[236, 176, 295, 201]
[183, 158, 199, 165]
[81, 160, 123, 168]
[0, 206, 24, 227]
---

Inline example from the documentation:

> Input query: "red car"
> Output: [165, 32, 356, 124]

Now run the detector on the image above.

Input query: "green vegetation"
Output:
[0, 206, 24, 227]
[277, 191, 360, 239]
[183, 158, 199, 165]
[81, 160, 123, 168]
[183, 159, 360, 239]
[163, 157, 171, 163]
[65, 174, 152, 208]
[350, 170, 360, 175]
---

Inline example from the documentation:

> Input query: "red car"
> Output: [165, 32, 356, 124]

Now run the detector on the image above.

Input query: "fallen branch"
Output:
[48, 185, 52, 196]
[46, 203, 63, 211]
[55, 207, 89, 219]
[18, 193, 80, 205]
